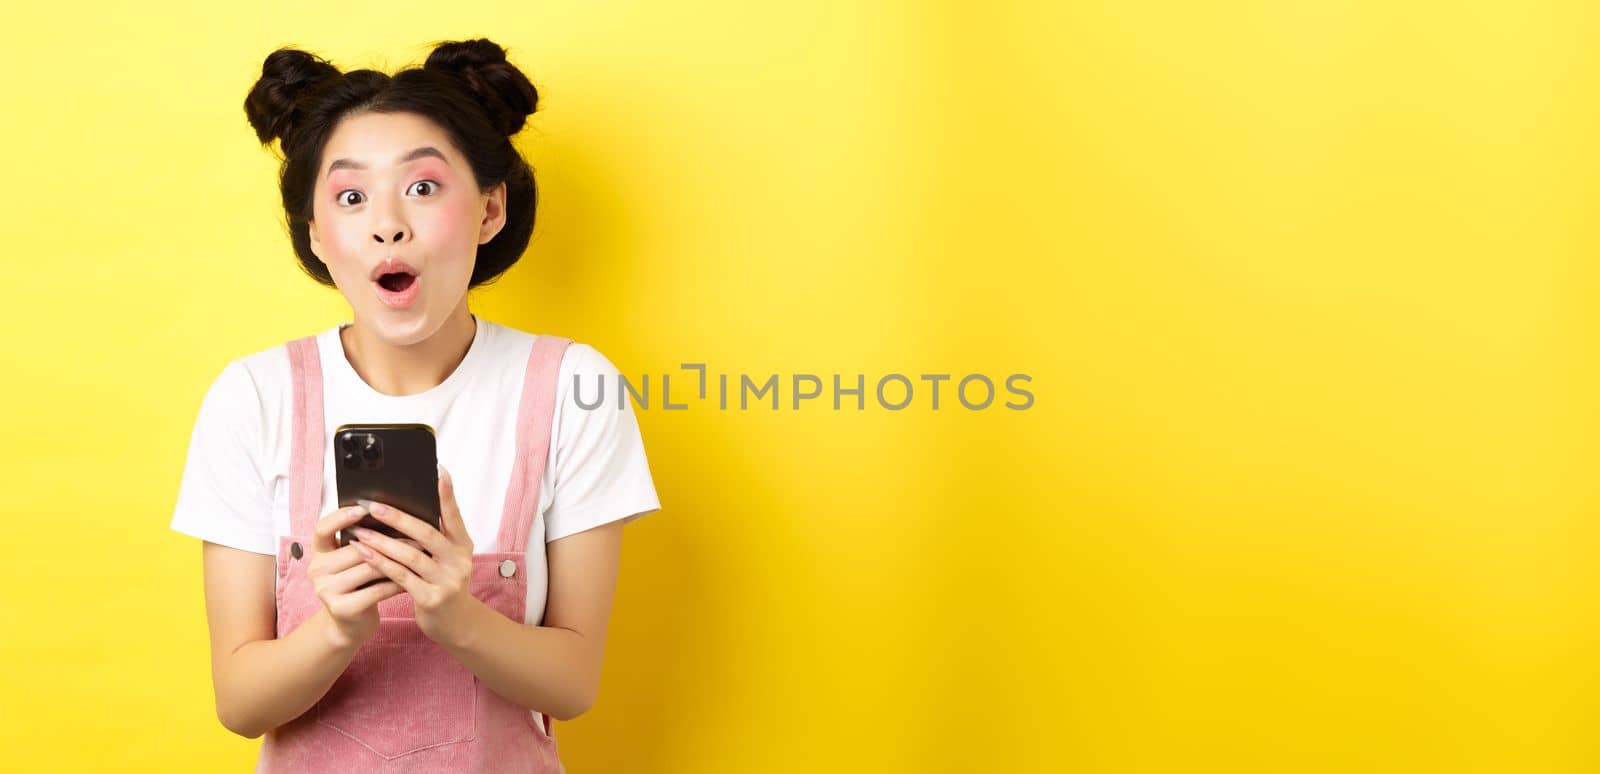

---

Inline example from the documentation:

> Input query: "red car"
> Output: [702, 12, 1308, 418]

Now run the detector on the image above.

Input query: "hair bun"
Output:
[244, 48, 342, 147]
[423, 38, 539, 136]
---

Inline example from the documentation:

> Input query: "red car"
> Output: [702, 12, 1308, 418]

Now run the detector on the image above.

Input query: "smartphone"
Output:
[333, 423, 442, 554]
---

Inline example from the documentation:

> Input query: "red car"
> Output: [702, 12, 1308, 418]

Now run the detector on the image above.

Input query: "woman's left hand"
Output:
[350, 463, 482, 646]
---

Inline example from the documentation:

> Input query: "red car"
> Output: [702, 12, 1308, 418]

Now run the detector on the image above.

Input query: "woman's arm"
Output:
[202, 541, 361, 738]
[436, 520, 627, 721]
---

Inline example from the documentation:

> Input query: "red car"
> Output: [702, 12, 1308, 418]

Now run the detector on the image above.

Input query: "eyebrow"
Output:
[327, 146, 449, 174]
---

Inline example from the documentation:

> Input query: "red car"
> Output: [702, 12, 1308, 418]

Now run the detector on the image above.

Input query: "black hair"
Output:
[242, 38, 540, 289]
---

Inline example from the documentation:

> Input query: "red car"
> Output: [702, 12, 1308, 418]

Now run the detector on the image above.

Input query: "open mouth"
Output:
[377, 272, 416, 292]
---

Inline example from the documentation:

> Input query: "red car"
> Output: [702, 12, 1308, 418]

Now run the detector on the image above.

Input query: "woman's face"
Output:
[307, 110, 505, 344]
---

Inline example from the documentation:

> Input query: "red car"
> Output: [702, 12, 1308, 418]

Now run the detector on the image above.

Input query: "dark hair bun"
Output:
[244, 48, 342, 146]
[423, 38, 539, 136]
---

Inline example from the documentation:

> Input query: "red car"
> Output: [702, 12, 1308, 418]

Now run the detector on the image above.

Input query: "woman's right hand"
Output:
[307, 504, 406, 649]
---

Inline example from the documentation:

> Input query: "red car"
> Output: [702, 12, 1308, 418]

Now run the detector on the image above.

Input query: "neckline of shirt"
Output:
[321, 314, 495, 406]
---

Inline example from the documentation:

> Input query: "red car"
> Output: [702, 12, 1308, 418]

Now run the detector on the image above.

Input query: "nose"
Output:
[371, 197, 410, 244]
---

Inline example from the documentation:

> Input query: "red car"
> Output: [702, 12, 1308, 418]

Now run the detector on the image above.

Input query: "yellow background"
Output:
[0, 1, 1592, 771]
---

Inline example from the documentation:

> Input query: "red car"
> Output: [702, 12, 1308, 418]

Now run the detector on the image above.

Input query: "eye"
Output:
[336, 190, 364, 206]
[409, 180, 440, 196]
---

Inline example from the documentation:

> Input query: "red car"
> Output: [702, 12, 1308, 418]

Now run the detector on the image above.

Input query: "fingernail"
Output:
[367, 501, 389, 516]
[352, 527, 374, 538]
[348, 503, 369, 516]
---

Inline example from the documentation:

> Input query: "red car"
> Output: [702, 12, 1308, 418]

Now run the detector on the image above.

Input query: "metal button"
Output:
[290, 541, 303, 559]
[499, 559, 517, 578]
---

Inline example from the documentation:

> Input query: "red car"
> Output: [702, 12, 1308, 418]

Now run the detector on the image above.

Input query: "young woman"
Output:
[169, 38, 661, 772]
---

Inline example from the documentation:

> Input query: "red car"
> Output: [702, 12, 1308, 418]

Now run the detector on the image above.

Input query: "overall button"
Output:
[499, 559, 517, 578]
[290, 542, 303, 559]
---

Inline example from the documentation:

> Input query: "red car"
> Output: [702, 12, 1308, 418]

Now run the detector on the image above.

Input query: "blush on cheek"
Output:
[325, 229, 371, 276]
[331, 227, 369, 256]
[430, 200, 479, 245]
[315, 224, 372, 292]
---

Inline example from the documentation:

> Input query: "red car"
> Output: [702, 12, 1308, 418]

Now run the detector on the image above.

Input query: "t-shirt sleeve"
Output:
[169, 361, 275, 555]
[543, 343, 663, 543]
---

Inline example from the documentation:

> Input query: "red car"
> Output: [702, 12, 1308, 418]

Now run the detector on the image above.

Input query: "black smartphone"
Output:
[333, 423, 442, 553]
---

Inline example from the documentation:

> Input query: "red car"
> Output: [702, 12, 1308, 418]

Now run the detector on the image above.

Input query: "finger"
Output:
[354, 541, 423, 599]
[308, 543, 368, 576]
[362, 500, 451, 558]
[313, 504, 370, 553]
[323, 560, 390, 595]
[347, 579, 405, 610]
[352, 538, 424, 595]
[438, 464, 470, 546]
[352, 528, 441, 583]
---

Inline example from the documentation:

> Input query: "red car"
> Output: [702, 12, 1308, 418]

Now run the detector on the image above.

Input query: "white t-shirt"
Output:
[169, 316, 662, 626]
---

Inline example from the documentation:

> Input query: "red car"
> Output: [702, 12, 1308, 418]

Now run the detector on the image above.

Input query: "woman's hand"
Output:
[349, 464, 483, 647]
[307, 503, 406, 650]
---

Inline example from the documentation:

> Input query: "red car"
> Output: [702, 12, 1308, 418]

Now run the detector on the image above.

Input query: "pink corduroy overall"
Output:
[257, 331, 573, 773]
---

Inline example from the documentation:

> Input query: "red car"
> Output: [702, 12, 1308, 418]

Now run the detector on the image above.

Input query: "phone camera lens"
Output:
[342, 452, 359, 469]
[341, 435, 359, 453]
[362, 444, 380, 460]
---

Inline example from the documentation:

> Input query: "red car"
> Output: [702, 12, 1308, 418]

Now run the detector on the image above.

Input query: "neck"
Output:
[339, 302, 478, 397]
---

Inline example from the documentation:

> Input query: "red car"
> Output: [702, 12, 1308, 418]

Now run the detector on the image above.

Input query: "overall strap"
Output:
[496, 335, 574, 553]
[286, 336, 325, 537]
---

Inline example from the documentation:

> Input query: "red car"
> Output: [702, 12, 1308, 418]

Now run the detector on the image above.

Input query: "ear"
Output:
[478, 181, 507, 244]
[307, 218, 324, 261]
